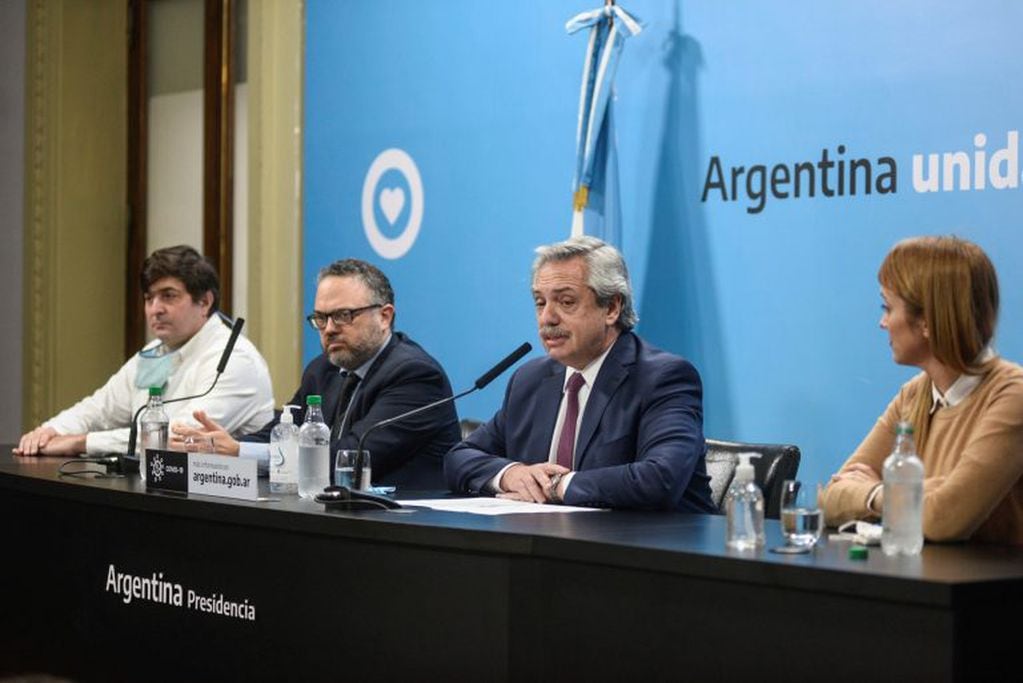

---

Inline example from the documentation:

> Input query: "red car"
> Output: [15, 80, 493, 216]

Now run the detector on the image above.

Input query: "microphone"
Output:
[216, 317, 245, 374]
[347, 342, 532, 499]
[123, 317, 246, 473]
[473, 341, 532, 390]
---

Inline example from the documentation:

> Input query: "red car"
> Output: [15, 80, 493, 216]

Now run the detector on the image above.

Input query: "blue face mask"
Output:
[135, 345, 180, 390]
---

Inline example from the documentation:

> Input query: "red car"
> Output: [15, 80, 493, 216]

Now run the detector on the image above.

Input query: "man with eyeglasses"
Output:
[15, 245, 274, 457]
[445, 236, 716, 512]
[171, 259, 461, 489]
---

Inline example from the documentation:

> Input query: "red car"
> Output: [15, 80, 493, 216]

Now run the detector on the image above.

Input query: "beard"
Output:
[324, 329, 385, 370]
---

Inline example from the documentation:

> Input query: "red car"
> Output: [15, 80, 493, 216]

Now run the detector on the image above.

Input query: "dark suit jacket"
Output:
[445, 332, 715, 512]
[244, 332, 460, 489]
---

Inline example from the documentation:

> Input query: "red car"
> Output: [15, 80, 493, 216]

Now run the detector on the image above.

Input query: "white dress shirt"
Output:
[46, 315, 274, 455]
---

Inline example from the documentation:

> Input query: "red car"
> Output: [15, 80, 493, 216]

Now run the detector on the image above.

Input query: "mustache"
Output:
[323, 332, 346, 346]
[539, 325, 569, 340]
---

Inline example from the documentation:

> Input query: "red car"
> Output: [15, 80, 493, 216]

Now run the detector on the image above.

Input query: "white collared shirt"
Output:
[930, 347, 996, 414]
[46, 314, 274, 455]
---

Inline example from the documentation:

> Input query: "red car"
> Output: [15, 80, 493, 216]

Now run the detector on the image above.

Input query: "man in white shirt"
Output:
[15, 245, 274, 457]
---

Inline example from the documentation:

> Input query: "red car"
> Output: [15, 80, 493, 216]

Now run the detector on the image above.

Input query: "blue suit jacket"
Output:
[243, 332, 460, 489]
[445, 332, 716, 512]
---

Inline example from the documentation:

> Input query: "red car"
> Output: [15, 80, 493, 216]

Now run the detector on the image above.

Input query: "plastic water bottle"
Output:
[725, 453, 765, 550]
[139, 386, 169, 483]
[269, 404, 300, 494]
[297, 395, 331, 499]
[882, 421, 924, 556]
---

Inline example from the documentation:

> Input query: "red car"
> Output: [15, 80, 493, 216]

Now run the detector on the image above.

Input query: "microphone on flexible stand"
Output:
[122, 317, 246, 474]
[345, 342, 533, 502]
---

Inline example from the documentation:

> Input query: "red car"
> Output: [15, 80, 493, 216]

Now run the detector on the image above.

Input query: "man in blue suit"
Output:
[172, 259, 460, 489]
[445, 236, 715, 512]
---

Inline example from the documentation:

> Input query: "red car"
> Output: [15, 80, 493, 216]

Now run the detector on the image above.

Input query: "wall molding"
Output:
[24, 0, 57, 429]
[247, 0, 303, 404]
[23, 0, 127, 429]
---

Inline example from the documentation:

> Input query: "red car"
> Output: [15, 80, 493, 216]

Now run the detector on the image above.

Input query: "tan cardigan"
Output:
[821, 359, 1023, 544]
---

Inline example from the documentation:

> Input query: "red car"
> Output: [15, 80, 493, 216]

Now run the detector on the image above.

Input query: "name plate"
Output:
[146, 449, 258, 501]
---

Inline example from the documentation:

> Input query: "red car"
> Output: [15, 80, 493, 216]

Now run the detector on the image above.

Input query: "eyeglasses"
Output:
[306, 304, 382, 330]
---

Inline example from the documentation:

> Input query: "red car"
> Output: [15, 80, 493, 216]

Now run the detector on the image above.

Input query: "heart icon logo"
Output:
[362, 148, 423, 259]
[379, 187, 406, 226]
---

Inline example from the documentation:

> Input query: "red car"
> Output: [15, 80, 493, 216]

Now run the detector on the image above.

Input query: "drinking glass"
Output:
[780, 480, 823, 548]
[335, 450, 371, 490]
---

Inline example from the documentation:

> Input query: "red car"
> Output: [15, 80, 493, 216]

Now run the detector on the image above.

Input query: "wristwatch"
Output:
[548, 473, 564, 503]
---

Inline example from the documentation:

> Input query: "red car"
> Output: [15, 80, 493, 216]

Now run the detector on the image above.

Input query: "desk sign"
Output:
[146, 449, 258, 501]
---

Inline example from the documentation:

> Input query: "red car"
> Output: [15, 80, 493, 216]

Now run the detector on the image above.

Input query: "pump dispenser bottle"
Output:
[725, 453, 765, 550]
[269, 404, 300, 494]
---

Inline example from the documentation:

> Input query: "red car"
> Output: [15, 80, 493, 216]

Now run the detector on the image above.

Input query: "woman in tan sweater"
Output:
[821, 236, 1023, 544]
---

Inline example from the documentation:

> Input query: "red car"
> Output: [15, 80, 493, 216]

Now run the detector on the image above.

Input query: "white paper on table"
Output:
[401, 498, 604, 516]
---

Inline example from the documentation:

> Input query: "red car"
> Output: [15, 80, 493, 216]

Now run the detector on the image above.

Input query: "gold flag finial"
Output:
[573, 185, 590, 212]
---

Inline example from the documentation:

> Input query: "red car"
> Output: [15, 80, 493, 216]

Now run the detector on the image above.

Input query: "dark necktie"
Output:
[330, 371, 361, 442]
[556, 372, 586, 470]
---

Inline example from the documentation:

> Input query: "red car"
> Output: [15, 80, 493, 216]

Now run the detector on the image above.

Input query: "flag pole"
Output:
[568, 0, 640, 241]
[571, 1, 613, 236]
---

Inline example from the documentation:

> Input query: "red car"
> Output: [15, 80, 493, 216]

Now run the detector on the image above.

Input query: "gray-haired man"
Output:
[446, 236, 716, 511]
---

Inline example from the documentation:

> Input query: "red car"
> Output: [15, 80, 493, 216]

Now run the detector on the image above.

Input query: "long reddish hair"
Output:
[878, 235, 999, 447]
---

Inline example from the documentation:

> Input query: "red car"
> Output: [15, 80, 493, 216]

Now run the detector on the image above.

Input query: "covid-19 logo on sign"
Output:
[361, 148, 424, 259]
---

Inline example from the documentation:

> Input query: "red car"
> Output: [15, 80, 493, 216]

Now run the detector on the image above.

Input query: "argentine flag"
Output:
[567, 3, 642, 247]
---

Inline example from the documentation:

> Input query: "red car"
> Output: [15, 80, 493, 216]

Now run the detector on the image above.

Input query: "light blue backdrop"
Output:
[303, 0, 1023, 489]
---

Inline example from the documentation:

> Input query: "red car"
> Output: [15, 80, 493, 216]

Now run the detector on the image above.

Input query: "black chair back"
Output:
[705, 438, 801, 518]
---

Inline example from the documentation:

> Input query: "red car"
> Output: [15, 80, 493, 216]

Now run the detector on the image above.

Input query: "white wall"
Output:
[147, 89, 204, 252]
[146, 83, 249, 320]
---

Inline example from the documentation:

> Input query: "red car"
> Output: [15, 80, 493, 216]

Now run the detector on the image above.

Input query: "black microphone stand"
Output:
[349, 342, 532, 494]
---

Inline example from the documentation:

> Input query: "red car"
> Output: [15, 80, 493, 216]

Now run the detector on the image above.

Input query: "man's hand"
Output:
[15, 426, 60, 456]
[497, 462, 570, 504]
[170, 410, 241, 456]
[15, 428, 87, 457]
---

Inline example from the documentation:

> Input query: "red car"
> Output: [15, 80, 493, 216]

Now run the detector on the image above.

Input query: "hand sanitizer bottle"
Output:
[725, 453, 765, 550]
[269, 405, 299, 494]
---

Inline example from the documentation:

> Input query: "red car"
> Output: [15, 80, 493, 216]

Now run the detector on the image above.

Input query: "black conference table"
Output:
[1, 451, 1020, 682]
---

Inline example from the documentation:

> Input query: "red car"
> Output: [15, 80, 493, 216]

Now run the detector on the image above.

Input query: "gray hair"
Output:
[532, 236, 638, 330]
[317, 258, 395, 326]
